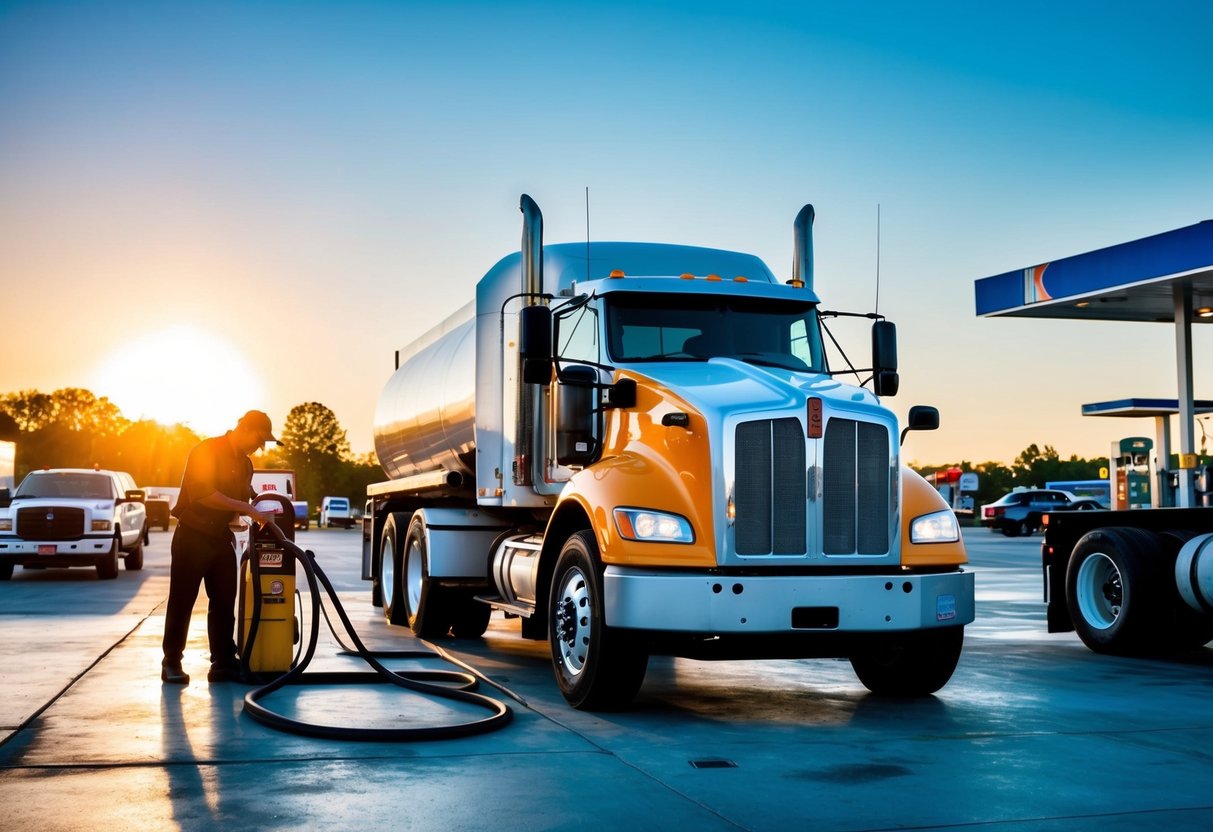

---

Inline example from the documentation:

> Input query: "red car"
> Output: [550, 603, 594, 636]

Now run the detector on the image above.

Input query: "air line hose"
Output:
[240, 525, 513, 741]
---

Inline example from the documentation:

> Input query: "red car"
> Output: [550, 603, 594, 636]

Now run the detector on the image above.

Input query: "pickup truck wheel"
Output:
[549, 531, 648, 710]
[850, 626, 964, 696]
[403, 515, 451, 639]
[1002, 522, 1019, 537]
[96, 534, 120, 580]
[1066, 527, 1168, 654]
[124, 529, 145, 571]
[380, 513, 408, 625]
[0, 562, 13, 581]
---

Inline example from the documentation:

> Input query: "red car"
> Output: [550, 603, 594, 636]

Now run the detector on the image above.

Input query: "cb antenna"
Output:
[874, 203, 881, 316]
[585, 186, 591, 283]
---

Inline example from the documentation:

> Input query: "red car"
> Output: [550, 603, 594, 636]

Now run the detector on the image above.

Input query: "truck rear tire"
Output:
[849, 625, 964, 696]
[380, 513, 409, 626]
[403, 515, 451, 639]
[549, 531, 648, 710]
[451, 594, 492, 638]
[1065, 526, 1168, 654]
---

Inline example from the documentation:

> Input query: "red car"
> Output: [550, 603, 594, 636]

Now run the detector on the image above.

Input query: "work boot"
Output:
[206, 659, 244, 683]
[161, 659, 190, 685]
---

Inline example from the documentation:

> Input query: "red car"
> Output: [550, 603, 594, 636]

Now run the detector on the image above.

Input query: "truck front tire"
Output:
[1065, 526, 1168, 654]
[124, 527, 145, 571]
[96, 534, 120, 580]
[548, 531, 648, 710]
[849, 625, 964, 696]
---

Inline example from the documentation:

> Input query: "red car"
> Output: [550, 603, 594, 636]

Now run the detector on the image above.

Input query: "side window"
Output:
[789, 319, 813, 365]
[556, 303, 599, 364]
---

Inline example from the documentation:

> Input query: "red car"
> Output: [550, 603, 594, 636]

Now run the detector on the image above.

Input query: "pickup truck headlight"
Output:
[0, 518, 11, 532]
[91, 520, 112, 532]
[910, 509, 960, 544]
[614, 508, 694, 544]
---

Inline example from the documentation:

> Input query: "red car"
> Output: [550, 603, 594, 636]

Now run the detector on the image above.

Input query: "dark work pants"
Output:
[162, 524, 239, 665]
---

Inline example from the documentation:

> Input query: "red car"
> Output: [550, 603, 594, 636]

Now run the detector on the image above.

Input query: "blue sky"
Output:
[1, 0, 1210, 465]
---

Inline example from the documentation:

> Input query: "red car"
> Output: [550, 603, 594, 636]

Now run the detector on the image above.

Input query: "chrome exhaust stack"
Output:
[792, 204, 815, 290]
[521, 194, 543, 303]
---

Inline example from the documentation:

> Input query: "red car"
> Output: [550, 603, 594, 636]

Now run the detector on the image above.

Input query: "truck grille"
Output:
[822, 418, 890, 554]
[733, 416, 892, 557]
[16, 507, 86, 540]
[735, 418, 806, 555]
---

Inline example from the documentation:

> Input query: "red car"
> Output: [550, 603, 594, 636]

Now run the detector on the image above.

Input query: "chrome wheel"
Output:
[1075, 551, 1122, 630]
[406, 536, 424, 617]
[380, 536, 396, 612]
[553, 565, 592, 678]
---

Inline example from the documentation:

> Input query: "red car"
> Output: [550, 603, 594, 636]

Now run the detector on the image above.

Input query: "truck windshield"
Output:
[15, 473, 113, 500]
[605, 292, 825, 372]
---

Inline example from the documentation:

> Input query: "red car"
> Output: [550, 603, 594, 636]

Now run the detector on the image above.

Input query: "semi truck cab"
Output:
[366, 196, 974, 709]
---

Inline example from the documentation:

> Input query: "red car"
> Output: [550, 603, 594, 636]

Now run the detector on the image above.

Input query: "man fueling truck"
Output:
[361, 196, 974, 709]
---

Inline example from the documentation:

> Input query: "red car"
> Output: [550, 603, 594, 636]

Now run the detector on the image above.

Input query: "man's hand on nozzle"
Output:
[248, 507, 274, 528]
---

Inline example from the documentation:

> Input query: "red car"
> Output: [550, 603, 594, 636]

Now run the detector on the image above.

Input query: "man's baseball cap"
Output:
[238, 410, 277, 443]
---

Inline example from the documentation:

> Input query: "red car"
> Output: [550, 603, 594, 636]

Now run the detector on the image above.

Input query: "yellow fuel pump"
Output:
[238, 494, 298, 676]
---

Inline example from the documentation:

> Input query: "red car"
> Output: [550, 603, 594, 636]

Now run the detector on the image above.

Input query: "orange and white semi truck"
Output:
[361, 196, 974, 709]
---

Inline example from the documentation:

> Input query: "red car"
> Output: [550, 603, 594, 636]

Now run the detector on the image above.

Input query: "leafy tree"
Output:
[279, 402, 352, 505]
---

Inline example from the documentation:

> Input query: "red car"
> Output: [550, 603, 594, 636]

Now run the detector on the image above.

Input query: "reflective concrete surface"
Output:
[2, 527, 1212, 831]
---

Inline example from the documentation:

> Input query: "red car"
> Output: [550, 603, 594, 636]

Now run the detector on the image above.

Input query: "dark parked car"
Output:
[980, 489, 1104, 537]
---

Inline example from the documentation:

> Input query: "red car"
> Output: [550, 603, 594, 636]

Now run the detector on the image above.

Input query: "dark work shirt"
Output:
[171, 433, 254, 536]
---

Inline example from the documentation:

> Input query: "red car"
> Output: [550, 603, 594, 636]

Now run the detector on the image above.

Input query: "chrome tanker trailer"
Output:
[362, 195, 974, 709]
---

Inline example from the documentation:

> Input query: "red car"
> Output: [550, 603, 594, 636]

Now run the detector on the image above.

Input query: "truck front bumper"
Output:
[603, 567, 974, 633]
[0, 535, 115, 564]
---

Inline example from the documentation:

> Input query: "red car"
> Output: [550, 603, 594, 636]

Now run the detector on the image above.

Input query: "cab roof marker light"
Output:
[609, 269, 625, 279]
[680, 273, 695, 280]
[707, 274, 722, 281]
[733, 276, 748, 283]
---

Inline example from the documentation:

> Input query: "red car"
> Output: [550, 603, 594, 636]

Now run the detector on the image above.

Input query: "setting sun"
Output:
[90, 325, 267, 438]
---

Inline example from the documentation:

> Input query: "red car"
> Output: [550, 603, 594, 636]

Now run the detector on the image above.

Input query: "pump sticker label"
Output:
[936, 594, 957, 622]
[259, 551, 283, 568]
[270, 580, 285, 595]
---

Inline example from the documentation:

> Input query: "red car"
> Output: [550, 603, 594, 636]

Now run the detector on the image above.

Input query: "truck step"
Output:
[476, 594, 535, 618]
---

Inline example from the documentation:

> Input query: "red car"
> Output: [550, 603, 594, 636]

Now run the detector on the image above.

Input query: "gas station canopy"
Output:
[974, 220, 1213, 507]
[974, 220, 1213, 322]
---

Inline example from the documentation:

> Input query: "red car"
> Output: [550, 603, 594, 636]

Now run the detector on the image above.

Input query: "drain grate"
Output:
[689, 759, 738, 769]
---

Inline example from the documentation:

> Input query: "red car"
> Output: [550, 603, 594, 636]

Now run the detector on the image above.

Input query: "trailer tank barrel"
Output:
[373, 314, 477, 481]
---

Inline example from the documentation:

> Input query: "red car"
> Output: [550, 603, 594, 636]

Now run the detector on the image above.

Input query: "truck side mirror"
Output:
[0, 487, 10, 509]
[556, 364, 599, 466]
[872, 320, 898, 397]
[520, 305, 553, 386]
[123, 489, 146, 504]
[899, 405, 940, 446]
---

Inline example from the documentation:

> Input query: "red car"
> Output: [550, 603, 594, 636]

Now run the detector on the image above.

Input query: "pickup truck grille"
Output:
[16, 507, 86, 540]
[823, 418, 890, 554]
[734, 416, 891, 557]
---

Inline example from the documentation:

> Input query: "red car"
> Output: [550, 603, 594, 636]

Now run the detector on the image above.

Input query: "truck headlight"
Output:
[91, 520, 112, 532]
[0, 518, 11, 532]
[910, 509, 960, 544]
[614, 508, 694, 544]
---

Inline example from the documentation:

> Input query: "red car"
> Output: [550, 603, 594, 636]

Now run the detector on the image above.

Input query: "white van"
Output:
[320, 496, 353, 528]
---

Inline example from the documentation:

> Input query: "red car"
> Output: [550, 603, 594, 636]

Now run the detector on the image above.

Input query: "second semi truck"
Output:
[361, 196, 975, 709]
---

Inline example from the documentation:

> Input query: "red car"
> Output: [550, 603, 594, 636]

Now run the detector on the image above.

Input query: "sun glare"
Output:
[90, 325, 267, 438]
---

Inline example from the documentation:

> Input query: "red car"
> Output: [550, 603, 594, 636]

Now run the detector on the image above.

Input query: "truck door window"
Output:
[555, 302, 600, 364]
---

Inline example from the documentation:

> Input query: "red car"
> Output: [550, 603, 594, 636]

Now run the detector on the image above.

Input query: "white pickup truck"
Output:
[0, 468, 148, 580]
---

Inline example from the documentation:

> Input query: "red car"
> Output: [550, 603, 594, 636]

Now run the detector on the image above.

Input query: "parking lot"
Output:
[2, 526, 1212, 831]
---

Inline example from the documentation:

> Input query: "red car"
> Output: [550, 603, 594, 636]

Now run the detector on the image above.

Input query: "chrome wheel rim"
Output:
[380, 538, 395, 610]
[554, 566, 592, 677]
[406, 537, 424, 615]
[1076, 552, 1122, 630]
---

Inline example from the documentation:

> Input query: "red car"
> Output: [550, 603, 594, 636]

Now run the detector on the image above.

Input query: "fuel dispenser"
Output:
[238, 493, 299, 678]
[1110, 436, 1153, 510]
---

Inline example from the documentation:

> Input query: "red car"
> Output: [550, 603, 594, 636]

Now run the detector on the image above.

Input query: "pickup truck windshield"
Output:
[15, 473, 113, 500]
[605, 292, 825, 372]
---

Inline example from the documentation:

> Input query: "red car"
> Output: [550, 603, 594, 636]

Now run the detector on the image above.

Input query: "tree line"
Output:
[0, 389, 380, 511]
[913, 443, 1109, 510]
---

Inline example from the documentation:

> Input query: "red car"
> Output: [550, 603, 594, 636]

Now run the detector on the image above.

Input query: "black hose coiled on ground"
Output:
[240, 524, 512, 741]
